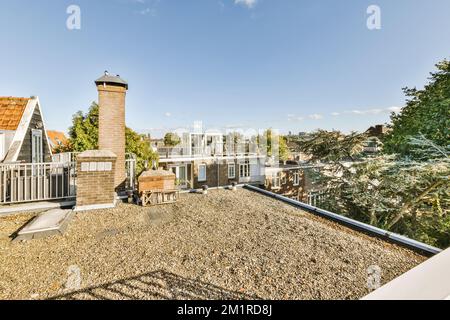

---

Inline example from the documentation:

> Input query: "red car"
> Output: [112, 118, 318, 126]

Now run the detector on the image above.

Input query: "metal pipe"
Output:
[244, 184, 442, 256]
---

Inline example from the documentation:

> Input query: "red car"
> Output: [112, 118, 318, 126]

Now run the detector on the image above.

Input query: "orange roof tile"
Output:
[0, 97, 30, 130]
[47, 130, 68, 150]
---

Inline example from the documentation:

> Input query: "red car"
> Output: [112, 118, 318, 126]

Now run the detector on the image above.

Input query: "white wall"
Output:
[0, 130, 16, 162]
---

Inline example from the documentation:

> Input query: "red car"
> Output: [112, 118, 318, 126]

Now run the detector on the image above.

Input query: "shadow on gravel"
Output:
[50, 270, 260, 300]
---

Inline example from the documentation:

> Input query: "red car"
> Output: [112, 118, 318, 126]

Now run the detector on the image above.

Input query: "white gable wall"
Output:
[0, 130, 16, 162]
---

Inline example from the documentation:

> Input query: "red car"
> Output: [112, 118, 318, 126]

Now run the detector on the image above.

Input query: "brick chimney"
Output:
[95, 71, 128, 191]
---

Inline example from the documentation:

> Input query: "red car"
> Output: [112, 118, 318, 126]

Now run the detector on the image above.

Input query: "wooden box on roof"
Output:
[138, 169, 176, 194]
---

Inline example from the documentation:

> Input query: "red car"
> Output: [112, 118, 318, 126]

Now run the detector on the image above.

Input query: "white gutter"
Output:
[244, 184, 442, 256]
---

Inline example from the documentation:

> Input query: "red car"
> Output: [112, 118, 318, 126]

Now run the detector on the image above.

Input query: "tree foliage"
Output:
[65, 102, 99, 151]
[260, 129, 290, 162]
[300, 131, 450, 248]
[296, 61, 450, 248]
[298, 130, 368, 163]
[64, 102, 158, 174]
[163, 132, 181, 147]
[383, 60, 450, 156]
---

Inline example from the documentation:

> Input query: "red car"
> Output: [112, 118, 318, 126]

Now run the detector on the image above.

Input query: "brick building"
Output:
[264, 165, 306, 201]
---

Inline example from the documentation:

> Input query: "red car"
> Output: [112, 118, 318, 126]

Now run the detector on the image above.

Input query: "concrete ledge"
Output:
[0, 199, 76, 216]
[363, 248, 450, 300]
[14, 209, 75, 241]
[74, 202, 116, 212]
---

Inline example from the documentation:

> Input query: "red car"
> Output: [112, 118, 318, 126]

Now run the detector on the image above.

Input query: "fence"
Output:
[158, 145, 261, 160]
[307, 191, 326, 207]
[125, 153, 136, 191]
[52, 152, 78, 163]
[0, 162, 76, 204]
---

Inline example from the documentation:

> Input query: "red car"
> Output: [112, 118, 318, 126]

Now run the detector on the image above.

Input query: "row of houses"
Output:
[0, 94, 387, 204]
[155, 130, 315, 202]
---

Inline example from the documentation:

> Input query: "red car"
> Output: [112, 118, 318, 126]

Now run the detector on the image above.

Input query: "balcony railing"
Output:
[0, 162, 76, 204]
[158, 145, 261, 159]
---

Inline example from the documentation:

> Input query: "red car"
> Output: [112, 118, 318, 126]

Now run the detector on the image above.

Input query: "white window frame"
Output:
[271, 173, 281, 189]
[293, 172, 300, 186]
[228, 163, 236, 179]
[198, 164, 207, 182]
[31, 129, 43, 164]
[239, 161, 250, 178]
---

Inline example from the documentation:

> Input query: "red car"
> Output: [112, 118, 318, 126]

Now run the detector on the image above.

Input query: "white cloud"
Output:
[331, 112, 340, 116]
[164, 112, 172, 117]
[309, 114, 323, 120]
[139, 8, 154, 15]
[234, 0, 257, 9]
[287, 114, 304, 122]
[386, 106, 402, 113]
[343, 106, 403, 116]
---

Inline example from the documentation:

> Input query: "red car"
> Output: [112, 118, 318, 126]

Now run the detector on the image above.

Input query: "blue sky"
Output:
[1, 0, 449, 137]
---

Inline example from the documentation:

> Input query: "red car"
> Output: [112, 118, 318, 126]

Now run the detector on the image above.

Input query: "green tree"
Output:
[64, 102, 158, 174]
[297, 130, 368, 163]
[163, 132, 181, 147]
[300, 131, 450, 248]
[260, 129, 290, 162]
[383, 60, 450, 156]
[65, 102, 99, 151]
[125, 128, 158, 173]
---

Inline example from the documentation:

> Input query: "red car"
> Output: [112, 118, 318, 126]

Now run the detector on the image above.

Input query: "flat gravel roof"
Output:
[0, 189, 426, 300]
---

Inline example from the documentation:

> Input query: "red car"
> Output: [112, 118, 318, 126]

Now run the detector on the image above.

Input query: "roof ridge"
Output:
[0, 96, 30, 99]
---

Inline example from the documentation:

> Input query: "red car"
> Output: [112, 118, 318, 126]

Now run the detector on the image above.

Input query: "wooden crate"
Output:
[138, 169, 175, 195]
[141, 189, 179, 207]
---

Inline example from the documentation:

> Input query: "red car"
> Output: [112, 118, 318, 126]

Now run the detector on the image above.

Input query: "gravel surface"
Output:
[0, 189, 426, 300]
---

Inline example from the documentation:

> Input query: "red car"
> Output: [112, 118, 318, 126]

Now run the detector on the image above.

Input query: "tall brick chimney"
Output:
[95, 71, 128, 191]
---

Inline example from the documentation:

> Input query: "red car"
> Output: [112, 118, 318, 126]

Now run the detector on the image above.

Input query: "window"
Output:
[293, 172, 300, 186]
[281, 174, 287, 185]
[198, 164, 207, 182]
[228, 163, 235, 179]
[271, 173, 281, 189]
[239, 161, 250, 178]
[31, 129, 43, 164]
[171, 165, 188, 187]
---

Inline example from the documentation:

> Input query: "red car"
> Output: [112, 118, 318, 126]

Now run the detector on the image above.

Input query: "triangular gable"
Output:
[3, 97, 52, 162]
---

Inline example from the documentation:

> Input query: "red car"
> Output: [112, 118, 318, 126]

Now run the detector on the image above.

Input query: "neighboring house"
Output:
[286, 140, 311, 163]
[158, 131, 266, 189]
[0, 96, 52, 163]
[149, 138, 165, 151]
[366, 124, 390, 138]
[47, 130, 68, 152]
[264, 165, 305, 201]
[364, 125, 389, 153]
[285, 135, 312, 163]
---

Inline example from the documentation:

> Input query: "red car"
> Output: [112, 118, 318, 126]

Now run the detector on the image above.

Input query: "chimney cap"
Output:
[95, 72, 128, 90]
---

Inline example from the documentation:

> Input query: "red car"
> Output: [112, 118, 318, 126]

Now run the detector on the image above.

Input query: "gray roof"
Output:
[95, 73, 128, 89]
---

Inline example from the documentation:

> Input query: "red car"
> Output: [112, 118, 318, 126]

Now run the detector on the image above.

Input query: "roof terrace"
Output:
[0, 189, 426, 300]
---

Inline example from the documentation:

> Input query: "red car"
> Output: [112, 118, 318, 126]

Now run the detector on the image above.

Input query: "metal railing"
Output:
[125, 153, 136, 191]
[52, 152, 78, 163]
[158, 145, 261, 159]
[307, 191, 325, 207]
[0, 162, 76, 204]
